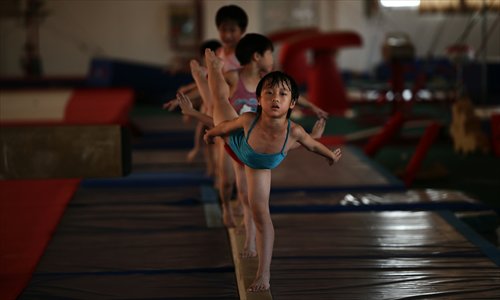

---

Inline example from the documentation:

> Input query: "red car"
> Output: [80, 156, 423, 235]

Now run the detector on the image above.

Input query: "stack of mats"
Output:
[0, 88, 134, 300]
[0, 88, 134, 126]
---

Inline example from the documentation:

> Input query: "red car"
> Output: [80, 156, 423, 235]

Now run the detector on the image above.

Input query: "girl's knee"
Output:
[251, 207, 271, 224]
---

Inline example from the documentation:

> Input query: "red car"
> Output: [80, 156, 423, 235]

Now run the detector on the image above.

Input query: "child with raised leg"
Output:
[203, 49, 341, 292]
[182, 33, 325, 257]
[163, 40, 222, 178]
[182, 33, 326, 256]
[178, 89, 325, 259]
[186, 33, 274, 235]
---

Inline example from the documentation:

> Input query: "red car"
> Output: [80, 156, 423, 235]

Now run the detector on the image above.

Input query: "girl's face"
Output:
[256, 49, 274, 74]
[218, 21, 244, 50]
[259, 82, 295, 118]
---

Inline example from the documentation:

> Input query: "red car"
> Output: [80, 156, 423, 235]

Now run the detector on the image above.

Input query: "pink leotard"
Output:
[217, 48, 241, 73]
[229, 75, 258, 115]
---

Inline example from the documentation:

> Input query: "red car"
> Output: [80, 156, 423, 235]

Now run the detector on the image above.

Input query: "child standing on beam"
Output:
[180, 33, 327, 259]
[203, 48, 341, 292]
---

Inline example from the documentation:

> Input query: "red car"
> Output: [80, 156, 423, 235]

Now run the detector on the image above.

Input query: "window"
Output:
[380, 0, 420, 8]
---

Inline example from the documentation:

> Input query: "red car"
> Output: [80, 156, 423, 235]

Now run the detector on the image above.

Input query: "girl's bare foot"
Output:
[189, 59, 205, 82]
[204, 49, 224, 71]
[186, 148, 198, 163]
[240, 244, 257, 258]
[240, 222, 257, 258]
[247, 274, 270, 292]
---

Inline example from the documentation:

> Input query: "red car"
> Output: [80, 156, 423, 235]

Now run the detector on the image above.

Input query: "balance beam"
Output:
[0, 125, 131, 179]
[228, 201, 273, 300]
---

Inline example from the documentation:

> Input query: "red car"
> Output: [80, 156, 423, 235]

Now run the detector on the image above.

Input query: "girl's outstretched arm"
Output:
[289, 118, 326, 150]
[177, 93, 214, 127]
[298, 95, 329, 119]
[203, 114, 246, 144]
[163, 88, 201, 112]
[292, 124, 341, 165]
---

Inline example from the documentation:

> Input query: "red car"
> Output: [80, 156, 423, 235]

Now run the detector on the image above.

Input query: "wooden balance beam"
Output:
[228, 202, 273, 300]
[0, 125, 131, 179]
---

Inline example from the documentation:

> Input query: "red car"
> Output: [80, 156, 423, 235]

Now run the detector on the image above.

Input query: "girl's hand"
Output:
[203, 129, 215, 144]
[162, 98, 179, 111]
[177, 92, 194, 115]
[328, 148, 342, 165]
[177, 83, 195, 94]
[310, 118, 326, 139]
[311, 105, 329, 119]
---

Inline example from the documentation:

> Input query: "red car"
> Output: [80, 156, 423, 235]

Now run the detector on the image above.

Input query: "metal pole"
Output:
[481, 0, 488, 104]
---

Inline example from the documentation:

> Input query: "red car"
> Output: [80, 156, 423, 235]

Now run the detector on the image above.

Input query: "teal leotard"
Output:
[228, 114, 290, 169]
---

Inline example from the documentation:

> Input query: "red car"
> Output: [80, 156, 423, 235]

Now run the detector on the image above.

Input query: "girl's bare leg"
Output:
[217, 138, 237, 228]
[190, 60, 213, 117]
[204, 48, 240, 228]
[199, 104, 215, 176]
[205, 49, 238, 125]
[233, 162, 256, 258]
[203, 134, 216, 177]
[187, 121, 203, 163]
[245, 167, 273, 292]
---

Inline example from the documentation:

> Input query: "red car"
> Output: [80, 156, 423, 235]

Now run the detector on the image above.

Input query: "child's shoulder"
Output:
[290, 121, 306, 137]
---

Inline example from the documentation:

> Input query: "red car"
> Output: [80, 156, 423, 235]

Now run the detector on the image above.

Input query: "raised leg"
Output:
[190, 60, 213, 117]
[203, 135, 216, 177]
[205, 49, 238, 125]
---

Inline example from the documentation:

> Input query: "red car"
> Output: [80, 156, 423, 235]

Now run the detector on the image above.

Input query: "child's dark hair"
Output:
[215, 5, 248, 32]
[199, 39, 222, 57]
[235, 33, 274, 65]
[256, 71, 299, 118]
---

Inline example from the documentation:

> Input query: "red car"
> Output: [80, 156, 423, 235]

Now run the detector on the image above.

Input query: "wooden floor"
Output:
[18, 116, 500, 299]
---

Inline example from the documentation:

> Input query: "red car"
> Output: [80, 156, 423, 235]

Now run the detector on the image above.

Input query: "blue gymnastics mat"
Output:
[269, 211, 500, 299]
[82, 171, 212, 188]
[267, 189, 492, 213]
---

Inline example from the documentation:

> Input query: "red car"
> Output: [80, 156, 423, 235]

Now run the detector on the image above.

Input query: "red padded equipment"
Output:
[363, 112, 405, 157]
[65, 88, 134, 125]
[268, 28, 319, 86]
[403, 122, 441, 187]
[0, 179, 80, 300]
[267, 27, 319, 43]
[280, 31, 362, 115]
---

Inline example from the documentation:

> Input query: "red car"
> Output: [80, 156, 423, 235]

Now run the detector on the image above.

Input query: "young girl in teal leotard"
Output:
[202, 49, 342, 292]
